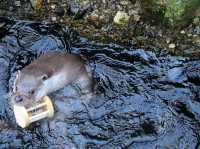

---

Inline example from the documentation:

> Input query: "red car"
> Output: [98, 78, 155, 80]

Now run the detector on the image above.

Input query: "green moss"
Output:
[142, 0, 200, 26]
[75, 0, 89, 5]
[164, 0, 200, 26]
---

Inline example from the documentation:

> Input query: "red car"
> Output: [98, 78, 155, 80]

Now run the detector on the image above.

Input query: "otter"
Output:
[11, 53, 92, 106]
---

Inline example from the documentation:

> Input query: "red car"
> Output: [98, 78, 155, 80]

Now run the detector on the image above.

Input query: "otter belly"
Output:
[35, 70, 72, 100]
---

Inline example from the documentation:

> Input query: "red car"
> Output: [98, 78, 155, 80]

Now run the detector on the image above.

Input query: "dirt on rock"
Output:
[0, 0, 200, 58]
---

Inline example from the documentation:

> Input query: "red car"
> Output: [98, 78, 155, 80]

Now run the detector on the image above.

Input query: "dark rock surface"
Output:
[0, 19, 200, 148]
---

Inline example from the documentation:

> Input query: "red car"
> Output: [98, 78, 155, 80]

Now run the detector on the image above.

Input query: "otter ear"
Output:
[41, 74, 49, 81]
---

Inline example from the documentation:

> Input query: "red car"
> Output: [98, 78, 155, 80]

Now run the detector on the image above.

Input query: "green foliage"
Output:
[142, 0, 200, 26]
[164, 0, 200, 26]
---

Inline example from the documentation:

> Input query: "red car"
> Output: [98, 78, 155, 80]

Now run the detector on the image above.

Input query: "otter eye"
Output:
[41, 74, 48, 81]
[29, 90, 35, 95]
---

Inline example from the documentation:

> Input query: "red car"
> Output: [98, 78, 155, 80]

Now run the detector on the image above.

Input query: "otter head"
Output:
[12, 70, 50, 106]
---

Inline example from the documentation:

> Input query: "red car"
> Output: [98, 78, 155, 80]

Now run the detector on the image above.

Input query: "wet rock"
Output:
[86, 10, 111, 28]
[0, 130, 22, 148]
[194, 26, 200, 35]
[195, 6, 200, 17]
[193, 17, 200, 25]
[186, 62, 200, 85]
[180, 30, 186, 34]
[133, 13, 141, 22]
[0, 120, 9, 129]
[1, 20, 200, 148]
[169, 43, 176, 49]
[66, 0, 91, 19]
[30, 0, 37, 9]
[166, 67, 187, 84]
[50, 3, 65, 17]
[0, 22, 5, 28]
[30, 0, 44, 10]
[113, 11, 130, 26]
[193, 36, 200, 45]
[125, 49, 159, 64]
[14, 1, 21, 7]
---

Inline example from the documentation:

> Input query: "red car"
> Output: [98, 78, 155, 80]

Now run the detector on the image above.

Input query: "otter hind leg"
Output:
[73, 72, 93, 96]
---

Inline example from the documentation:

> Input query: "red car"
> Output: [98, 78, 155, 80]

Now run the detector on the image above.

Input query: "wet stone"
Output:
[0, 19, 199, 148]
[166, 67, 187, 84]
[186, 61, 200, 85]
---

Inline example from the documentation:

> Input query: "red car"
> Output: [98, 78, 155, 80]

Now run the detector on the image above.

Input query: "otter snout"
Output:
[11, 93, 34, 106]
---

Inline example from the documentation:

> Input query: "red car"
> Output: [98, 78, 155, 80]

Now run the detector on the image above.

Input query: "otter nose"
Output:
[15, 95, 24, 103]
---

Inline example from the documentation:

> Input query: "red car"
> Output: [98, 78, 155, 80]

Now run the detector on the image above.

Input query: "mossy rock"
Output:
[141, 0, 200, 27]
[113, 11, 130, 26]
[165, 0, 200, 27]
